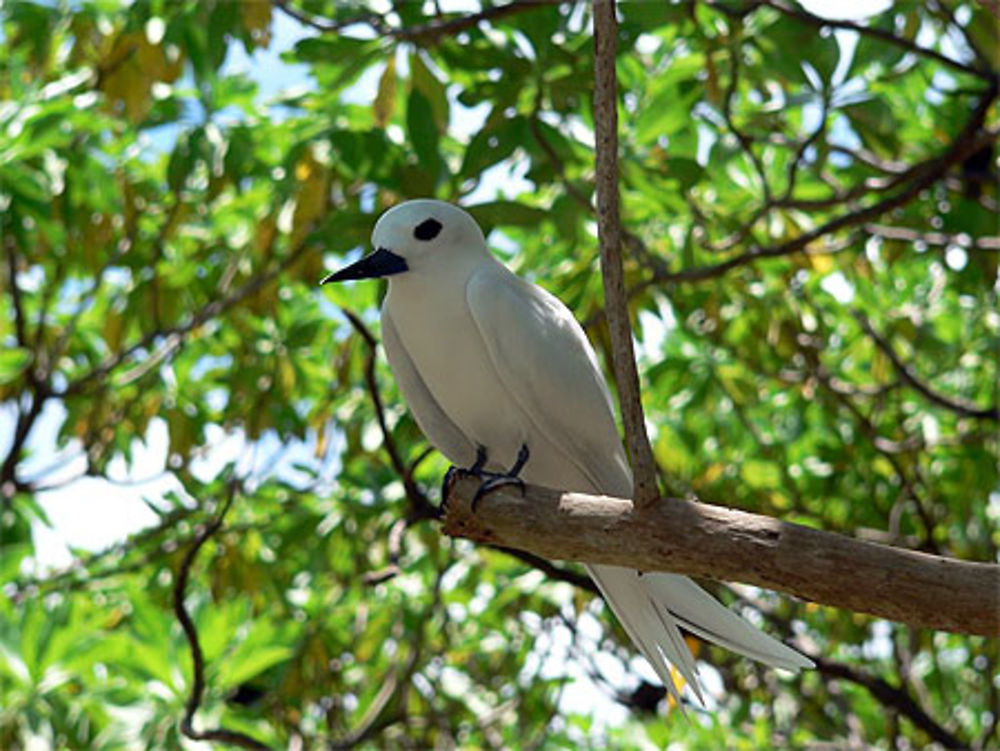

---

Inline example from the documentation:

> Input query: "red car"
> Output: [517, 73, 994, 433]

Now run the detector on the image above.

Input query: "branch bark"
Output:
[442, 476, 1000, 637]
[592, 0, 659, 509]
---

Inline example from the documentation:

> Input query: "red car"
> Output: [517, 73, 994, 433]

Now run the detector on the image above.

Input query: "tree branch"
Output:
[340, 307, 438, 522]
[865, 222, 1000, 251]
[173, 483, 271, 750]
[592, 0, 659, 509]
[813, 656, 965, 749]
[392, 0, 560, 42]
[854, 311, 1000, 421]
[59, 236, 313, 396]
[644, 88, 998, 287]
[759, 0, 998, 82]
[5, 240, 29, 349]
[490, 545, 598, 594]
[442, 476, 1000, 636]
[273, 0, 388, 35]
[275, 0, 559, 43]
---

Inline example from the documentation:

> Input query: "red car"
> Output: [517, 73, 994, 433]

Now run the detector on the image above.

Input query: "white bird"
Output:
[323, 199, 812, 704]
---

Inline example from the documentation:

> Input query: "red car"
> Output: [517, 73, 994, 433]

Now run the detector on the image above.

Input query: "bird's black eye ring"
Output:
[414, 218, 443, 241]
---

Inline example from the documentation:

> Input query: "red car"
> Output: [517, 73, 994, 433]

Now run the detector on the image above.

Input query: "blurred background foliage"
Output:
[1, 0, 998, 748]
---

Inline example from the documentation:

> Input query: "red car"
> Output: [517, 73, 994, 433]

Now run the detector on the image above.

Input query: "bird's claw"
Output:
[441, 444, 529, 514]
[440, 465, 466, 515]
[470, 474, 526, 511]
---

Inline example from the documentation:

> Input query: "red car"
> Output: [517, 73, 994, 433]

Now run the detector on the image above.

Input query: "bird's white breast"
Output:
[383, 272, 528, 470]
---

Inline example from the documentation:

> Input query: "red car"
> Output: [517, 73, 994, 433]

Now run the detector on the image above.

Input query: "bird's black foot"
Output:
[440, 445, 488, 512]
[470, 444, 530, 511]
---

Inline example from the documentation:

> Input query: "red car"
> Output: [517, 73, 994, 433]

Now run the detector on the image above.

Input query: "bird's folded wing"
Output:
[466, 266, 632, 498]
[381, 307, 477, 467]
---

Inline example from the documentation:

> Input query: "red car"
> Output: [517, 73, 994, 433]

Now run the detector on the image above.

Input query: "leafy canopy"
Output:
[1, 1, 997, 749]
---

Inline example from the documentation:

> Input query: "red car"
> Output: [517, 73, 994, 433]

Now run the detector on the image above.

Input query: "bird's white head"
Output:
[321, 199, 489, 285]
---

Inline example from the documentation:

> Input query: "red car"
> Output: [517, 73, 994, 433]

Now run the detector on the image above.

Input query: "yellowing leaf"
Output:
[697, 462, 725, 488]
[373, 55, 397, 128]
[291, 148, 330, 245]
[278, 357, 295, 392]
[809, 253, 835, 274]
[99, 31, 182, 123]
[410, 50, 449, 132]
[242, 0, 273, 48]
[103, 309, 125, 352]
[219, 645, 294, 689]
[741, 459, 782, 490]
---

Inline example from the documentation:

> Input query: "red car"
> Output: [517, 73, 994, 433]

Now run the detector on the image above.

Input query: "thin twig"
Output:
[645, 94, 998, 286]
[274, 0, 388, 35]
[866, 223, 1000, 251]
[173, 482, 271, 750]
[391, 0, 559, 42]
[340, 308, 437, 521]
[854, 312, 1000, 421]
[5, 241, 29, 349]
[59, 233, 314, 396]
[592, 0, 659, 510]
[361, 517, 408, 586]
[813, 656, 965, 748]
[490, 546, 598, 594]
[758, 0, 997, 82]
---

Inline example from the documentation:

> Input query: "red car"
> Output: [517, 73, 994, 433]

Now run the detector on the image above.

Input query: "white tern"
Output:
[323, 199, 812, 703]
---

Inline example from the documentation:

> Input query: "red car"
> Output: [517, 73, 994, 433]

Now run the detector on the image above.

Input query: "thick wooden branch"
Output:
[442, 477, 999, 637]
[592, 0, 659, 509]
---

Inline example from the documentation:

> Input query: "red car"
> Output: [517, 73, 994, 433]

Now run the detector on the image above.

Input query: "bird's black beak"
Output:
[320, 247, 408, 284]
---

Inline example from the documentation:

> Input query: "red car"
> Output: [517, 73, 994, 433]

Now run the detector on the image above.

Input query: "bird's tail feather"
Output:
[586, 564, 812, 704]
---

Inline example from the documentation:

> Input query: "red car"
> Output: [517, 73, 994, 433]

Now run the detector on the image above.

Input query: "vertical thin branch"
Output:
[173, 483, 271, 750]
[592, 0, 659, 509]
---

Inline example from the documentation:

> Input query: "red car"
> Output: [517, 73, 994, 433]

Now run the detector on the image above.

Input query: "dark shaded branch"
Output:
[173, 483, 271, 750]
[866, 223, 1000, 251]
[1, 244, 49, 495]
[854, 312, 1000, 421]
[490, 545, 598, 594]
[60, 235, 313, 396]
[273, 0, 388, 35]
[759, 0, 998, 82]
[361, 517, 408, 586]
[0, 384, 46, 496]
[390, 0, 560, 42]
[592, 0, 659, 509]
[645, 89, 998, 286]
[6, 241, 29, 349]
[340, 308, 437, 521]
[814, 656, 965, 749]
[443, 476, 1000, 636]
[275, 0, 559, 43]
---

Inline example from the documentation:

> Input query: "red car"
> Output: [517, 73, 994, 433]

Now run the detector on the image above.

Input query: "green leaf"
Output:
[467, 201, 546, 233]
[410, 50, 449, 132]
[741, 459, 783, 490]
[0, 348, 31, 384]
[460, 114, 527, 179]
[217, 645, 295, 689]
[406, 88, 441, 175]
[635, 84, 698, 144]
